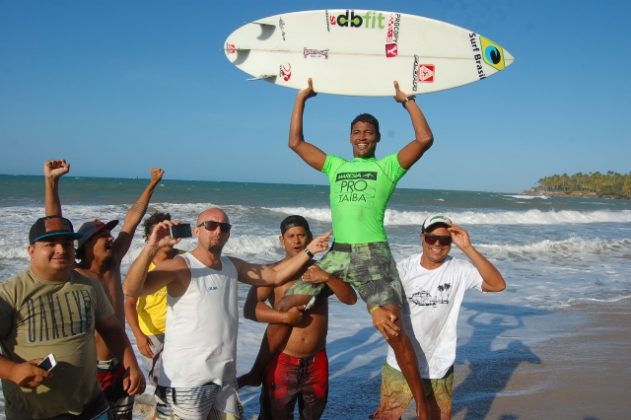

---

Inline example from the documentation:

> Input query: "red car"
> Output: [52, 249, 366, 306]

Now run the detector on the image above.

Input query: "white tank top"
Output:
[158, 252, 239, 387]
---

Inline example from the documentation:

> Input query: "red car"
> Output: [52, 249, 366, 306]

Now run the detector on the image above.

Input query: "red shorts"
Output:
[259, 350, 328, 420]
[96, 358, 134, 417]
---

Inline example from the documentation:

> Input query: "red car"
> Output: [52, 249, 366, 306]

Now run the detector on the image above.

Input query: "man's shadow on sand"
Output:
[452, 302, 546, 420]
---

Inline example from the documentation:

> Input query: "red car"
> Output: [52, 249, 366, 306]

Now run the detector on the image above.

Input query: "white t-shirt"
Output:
[386, 253, 483, 379]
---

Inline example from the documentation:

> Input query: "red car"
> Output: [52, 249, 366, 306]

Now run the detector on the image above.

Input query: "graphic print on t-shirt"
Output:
[408, 283, 452, 307]
[25, 289, 95, 343]
[334, 171, 377, 205]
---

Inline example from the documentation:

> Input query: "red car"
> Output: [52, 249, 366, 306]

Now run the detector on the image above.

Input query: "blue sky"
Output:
[1, 0, 629, 193]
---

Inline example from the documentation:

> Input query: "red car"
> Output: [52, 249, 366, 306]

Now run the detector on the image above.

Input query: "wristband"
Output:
[304, 248, 314, 258]
[401, 95, 416, 108]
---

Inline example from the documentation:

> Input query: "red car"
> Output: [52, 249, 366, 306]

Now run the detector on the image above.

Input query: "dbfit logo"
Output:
[329, 10, 386, 29]
[480, 36, 506, 71]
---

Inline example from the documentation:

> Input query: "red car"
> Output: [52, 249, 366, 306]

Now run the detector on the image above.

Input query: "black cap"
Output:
[29, 216, 82, 244]
[280, 215, 312, 236]
[76, 219, 119, 251]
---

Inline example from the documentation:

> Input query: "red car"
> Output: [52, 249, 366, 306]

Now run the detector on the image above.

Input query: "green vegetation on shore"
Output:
[528, 171, 631, 199]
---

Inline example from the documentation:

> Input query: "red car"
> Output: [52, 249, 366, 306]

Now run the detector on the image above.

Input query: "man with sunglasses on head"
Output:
[372, 214, 506, 420]
[123, 208, 331, 420]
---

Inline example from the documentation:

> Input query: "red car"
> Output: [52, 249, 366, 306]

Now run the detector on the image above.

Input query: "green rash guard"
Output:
[322, 154, 407, 244]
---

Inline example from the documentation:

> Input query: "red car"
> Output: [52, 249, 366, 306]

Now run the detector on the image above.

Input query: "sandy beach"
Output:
[448, 298, 631, 420]
[131, 298, 631, 420]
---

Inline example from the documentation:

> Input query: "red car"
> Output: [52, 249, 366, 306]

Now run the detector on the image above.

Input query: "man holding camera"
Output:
[123, 207, 331, 419]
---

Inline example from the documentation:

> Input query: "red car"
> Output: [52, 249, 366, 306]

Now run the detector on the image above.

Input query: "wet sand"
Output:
[451, 298, 631, 420]
[130, 298, 631, 419]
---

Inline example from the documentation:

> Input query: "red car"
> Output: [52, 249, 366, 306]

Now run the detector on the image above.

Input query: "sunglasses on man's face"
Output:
[197, 220, 232, 233]
[423, 234, 452, 246]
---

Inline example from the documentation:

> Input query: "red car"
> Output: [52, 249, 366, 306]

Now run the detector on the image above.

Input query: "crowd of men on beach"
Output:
[0, 80, 505, 420]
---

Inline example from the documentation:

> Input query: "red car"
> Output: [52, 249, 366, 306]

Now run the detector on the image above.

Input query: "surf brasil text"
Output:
[469, 33, 487, 80]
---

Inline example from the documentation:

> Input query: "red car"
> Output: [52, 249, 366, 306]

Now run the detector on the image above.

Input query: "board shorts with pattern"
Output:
[259, 350, 328, 420]
[155, 382, 242, 420]
[96, 358, 134, 419]
[286, 242, 403, 309]
[372, 363, 454, 420]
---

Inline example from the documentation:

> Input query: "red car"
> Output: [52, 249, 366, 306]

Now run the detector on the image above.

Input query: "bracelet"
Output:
[304, 248, 314, 258]
[401, 95, 416, 108]
[369, 305, 381, 314]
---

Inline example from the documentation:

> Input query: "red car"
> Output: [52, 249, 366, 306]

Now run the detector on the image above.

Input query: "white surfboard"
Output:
[224, 9, 515, 96]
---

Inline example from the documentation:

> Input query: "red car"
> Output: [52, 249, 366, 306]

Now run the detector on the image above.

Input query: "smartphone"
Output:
[37, 353, 57, 372]
[169, 223, 192, 239]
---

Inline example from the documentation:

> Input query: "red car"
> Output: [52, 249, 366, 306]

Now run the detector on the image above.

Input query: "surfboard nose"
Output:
[503, 49, 515, 67]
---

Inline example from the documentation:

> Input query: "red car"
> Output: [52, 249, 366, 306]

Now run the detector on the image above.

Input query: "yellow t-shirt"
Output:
[136, 261, 167, 336]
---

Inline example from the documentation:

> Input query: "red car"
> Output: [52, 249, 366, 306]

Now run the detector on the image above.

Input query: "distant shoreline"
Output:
[524, 189, 629, 200]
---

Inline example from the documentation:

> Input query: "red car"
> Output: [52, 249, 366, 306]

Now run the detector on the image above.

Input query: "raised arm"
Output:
[113, 168, 164, 261]
[288, 78, 327, 171]
[302, 265, 357, 305]
[449, 224, 506, 292]
[393, 81, 435, 170]
[123, 220, 184, 297]
[232, 231, 331, 286]
[43, 159, 70, 217]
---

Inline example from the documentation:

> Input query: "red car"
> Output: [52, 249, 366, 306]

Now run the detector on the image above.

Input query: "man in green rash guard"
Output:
[284, 78, 434, 419]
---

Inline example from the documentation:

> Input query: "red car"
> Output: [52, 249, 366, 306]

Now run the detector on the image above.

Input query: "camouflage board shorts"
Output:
[372, 363, 454, 420]
[286, 242, 403, 308]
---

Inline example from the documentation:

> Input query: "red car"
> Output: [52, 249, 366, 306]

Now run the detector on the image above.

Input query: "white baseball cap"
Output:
[421, 214, 453, 233]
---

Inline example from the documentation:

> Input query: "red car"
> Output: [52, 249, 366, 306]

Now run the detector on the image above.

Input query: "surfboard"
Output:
[224, 9, 515, 96]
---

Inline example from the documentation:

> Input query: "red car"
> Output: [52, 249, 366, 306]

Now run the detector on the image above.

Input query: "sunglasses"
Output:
[197, 220, 232, 233]
[423, 234, 452, 246]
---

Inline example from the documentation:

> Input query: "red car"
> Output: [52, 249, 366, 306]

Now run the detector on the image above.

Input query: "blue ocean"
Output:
[1, 174, 630, 418]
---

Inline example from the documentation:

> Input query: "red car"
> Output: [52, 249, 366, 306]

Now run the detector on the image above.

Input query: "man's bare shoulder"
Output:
[74, 267, 100, 281]
[154, 254, 188, 272]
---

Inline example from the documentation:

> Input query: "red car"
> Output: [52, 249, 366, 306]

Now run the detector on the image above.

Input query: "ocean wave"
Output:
[386, 209, 631, 226]
[481, 237, 631, 261]
[4, 202, 631, 228]
[265, 207, 631, 226]
[505, 194, 550, 200]
[567, 294, 631, 306]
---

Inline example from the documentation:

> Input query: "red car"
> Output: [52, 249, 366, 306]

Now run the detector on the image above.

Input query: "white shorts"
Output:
[156, 382, 242, 420]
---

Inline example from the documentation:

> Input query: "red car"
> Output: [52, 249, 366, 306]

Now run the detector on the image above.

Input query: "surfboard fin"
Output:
[251, 21, 276, 40]
[247, 74, 277, 82]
